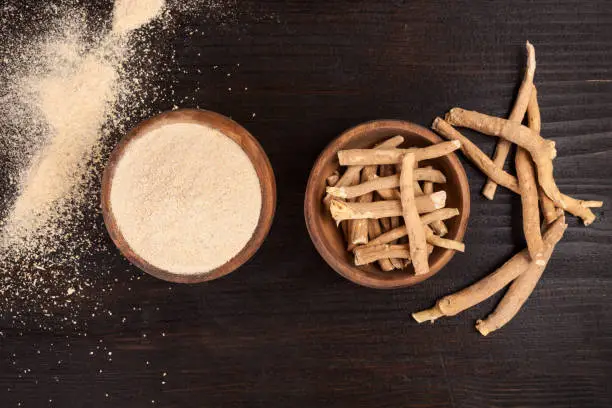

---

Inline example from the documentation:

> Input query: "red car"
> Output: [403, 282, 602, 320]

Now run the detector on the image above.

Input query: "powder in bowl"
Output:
[109, 122, 262, 275]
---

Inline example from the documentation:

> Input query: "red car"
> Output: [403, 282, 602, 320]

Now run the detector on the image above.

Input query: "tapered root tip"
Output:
[475, 320, 491, 336]
[412, 307, 444, 323]
[482, 188, 495, 201]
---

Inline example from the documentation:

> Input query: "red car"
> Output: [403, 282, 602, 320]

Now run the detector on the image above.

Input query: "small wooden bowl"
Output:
[304, 120, 470, 289]
[101, 109, 276, 284]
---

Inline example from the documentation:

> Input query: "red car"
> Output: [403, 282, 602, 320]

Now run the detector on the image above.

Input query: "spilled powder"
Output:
[110, 123, 262, 274]
[113, 0, 166, 35]
[0, 0, 275, 331]
[0, 1, 168, 327]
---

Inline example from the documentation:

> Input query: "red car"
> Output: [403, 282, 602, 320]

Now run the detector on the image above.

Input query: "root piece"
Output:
[517, 82, 545, 262]
[420, 208, 460, 226]
[354, 244, 411, 266]
[433, 117, 520, 193]
[580, 200, 603, 208]
[327, 175, 397, 199]
[482, 41, 536, 199]
[337, 140, 461, 166]
[476, 216, 568, 336]
[326, 171, 340, 187]
[445, 107, 564, 208]
[425, 226, 465, 252]
[331, 136, 404, 190]
[516, 148, 545, 263]
[400, 153, 429, 275]
[350, 167, 375, 245]
[326, 170, 445, 199]
[329, 192, 446, 222]
[367, 219, 394, 271]
[366, 208, 460, 246]
[412, 216, 566, 323]
[526, 86, 560, 225]
[420, 166, 448, 236]
[379, 164, 403, 266]
[377, 164, 401, 200]
[433, 118, 597, 225]
[539, 188, 562, 225]
[560, 194, 597, 226]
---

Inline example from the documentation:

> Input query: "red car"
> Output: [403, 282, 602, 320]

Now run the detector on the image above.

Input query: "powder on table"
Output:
[109, 123, 262, 274]
[112, 0, 166, 35]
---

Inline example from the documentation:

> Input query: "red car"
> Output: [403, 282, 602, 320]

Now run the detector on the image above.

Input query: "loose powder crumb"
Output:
[109, 123, 262, 274]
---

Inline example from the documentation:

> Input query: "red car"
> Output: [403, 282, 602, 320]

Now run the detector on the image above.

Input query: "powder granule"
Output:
[109, 123, 262, 274]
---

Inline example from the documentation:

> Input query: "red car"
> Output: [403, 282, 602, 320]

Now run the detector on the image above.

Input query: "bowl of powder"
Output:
[101, 109, 276, 283]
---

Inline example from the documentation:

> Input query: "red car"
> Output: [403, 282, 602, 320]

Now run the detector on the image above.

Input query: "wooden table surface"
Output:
[1, 1, 611, 407]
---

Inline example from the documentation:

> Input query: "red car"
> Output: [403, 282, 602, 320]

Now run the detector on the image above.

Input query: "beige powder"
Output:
[109, 123, 262, 274]
[112, 0, 166, 35]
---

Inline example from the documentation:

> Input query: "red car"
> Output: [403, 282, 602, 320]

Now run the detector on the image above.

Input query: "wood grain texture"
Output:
[1, 1, 611, 407]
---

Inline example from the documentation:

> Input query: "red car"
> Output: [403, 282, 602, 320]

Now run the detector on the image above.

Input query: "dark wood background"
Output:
[1, 1, 611, 407]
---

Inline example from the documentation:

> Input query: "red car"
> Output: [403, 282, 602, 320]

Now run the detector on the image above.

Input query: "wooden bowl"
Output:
[304, 120, 470, 289]
[101, 109, 276, 284]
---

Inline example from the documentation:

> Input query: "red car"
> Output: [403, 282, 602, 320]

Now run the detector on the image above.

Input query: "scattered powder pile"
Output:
[0, 0, 271, 330]
[113, 0, 166, 35]
[2, 0, 167, 252]
[0, 0, 167, 326]
[110, 123, 262, 274]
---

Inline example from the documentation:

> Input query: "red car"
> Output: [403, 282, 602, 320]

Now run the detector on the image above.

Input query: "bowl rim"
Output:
[101, 108, 276, 284]
[304, 119, 470, 289]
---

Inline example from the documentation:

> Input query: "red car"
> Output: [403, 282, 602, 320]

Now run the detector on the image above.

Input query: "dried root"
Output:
[400, 153, 429, 275]
[412, 216, 566, 324]
[482, 41, 536, 199]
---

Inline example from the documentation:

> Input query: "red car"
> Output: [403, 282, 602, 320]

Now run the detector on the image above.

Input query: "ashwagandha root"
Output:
[326, 171, 340, 187]
[516, 148, 545, 263]
[377, 165, 406, 269]
[483, 41, 536, 199]
[329, 191, 446, 222]
[400, 153, 429, 275]
[526, 85, 562, 225]
[365, 208, 460, 247]
[412, 216, 567, 324]
[416, 168, 447, 236]
[445, 107, 565, 208]
[433, 117, 521, 192]
[354, 244, 411, 266]
[350, 167, 375, 245]
[580, 200, 603, 208]
[337, 140, 461, 166]
[475, 216, 568, 336]
[326, 169, 446, 199]
[367, 219, 394, 271]
[331, 135, 404, 190]
[425, 226, 465, 253]
[433, 117, 599, 225]
[376, 164, 401, 201]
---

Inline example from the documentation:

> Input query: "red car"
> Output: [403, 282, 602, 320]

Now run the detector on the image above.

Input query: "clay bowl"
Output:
[304, 119, 470, 289]
[101, 109, 276, 284]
